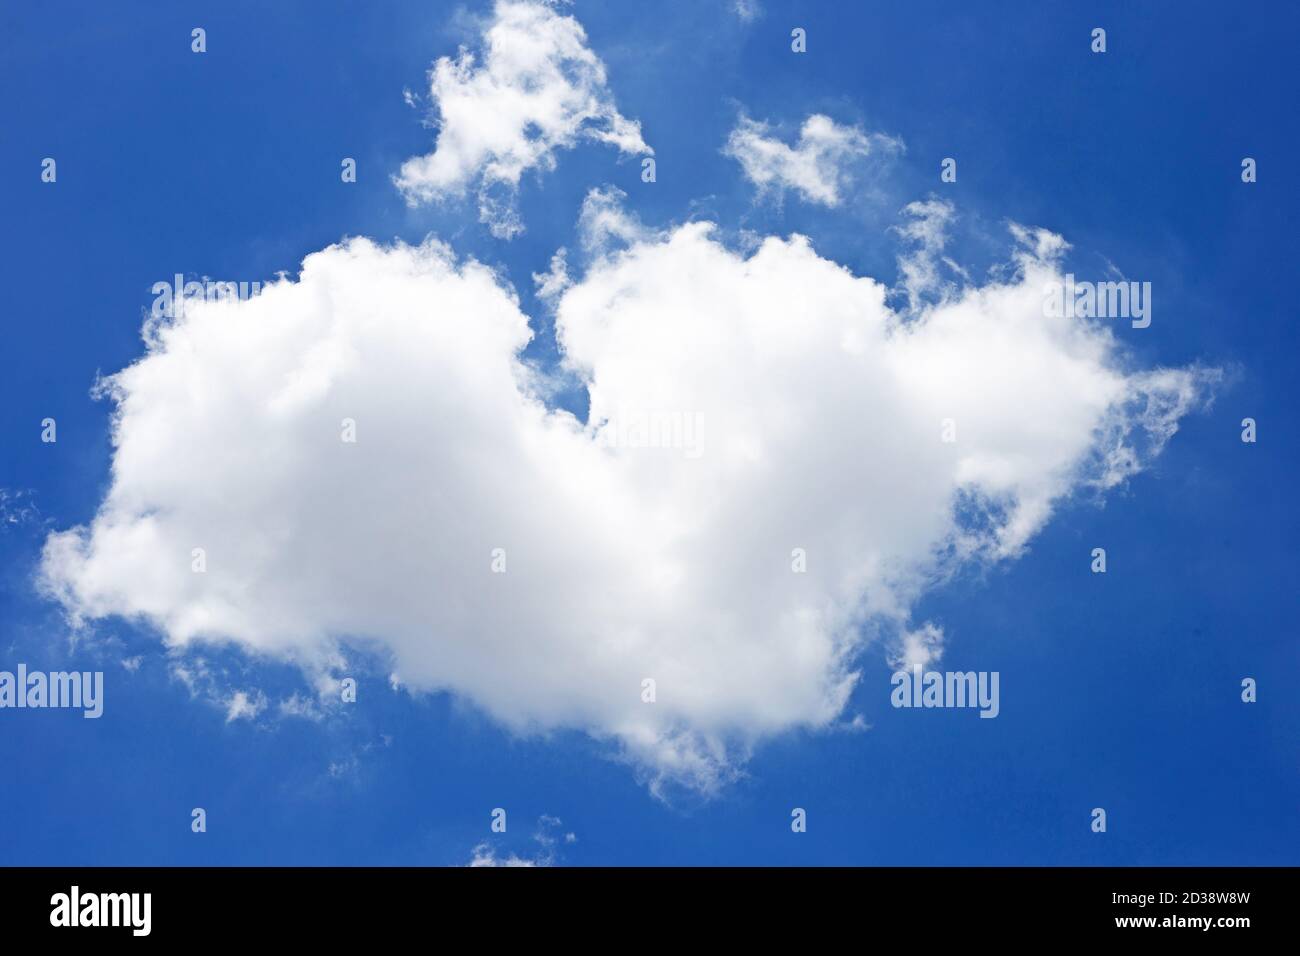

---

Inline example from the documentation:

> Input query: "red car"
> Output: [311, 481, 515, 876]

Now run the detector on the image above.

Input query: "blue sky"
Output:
[1, 0, 1297, 866]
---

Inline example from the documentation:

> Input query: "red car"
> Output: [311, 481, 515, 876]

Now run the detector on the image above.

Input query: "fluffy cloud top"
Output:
[40, 191, 1213, 795]
[395, 0, 650, 237]
[724, 113, 902, 207]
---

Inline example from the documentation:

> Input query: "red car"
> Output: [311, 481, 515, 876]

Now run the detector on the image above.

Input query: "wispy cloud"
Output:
[724, 113, 902, 207]
[467, 815, 575, 866]
[0, 488, 41, 532]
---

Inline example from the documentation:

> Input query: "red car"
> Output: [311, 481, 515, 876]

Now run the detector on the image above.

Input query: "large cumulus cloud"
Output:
[40, 190, 1214, 794]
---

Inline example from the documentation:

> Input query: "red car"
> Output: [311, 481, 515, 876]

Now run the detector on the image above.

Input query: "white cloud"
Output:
[467, 815, 570, 866]
[278, 692, 325, 721]
[575, 183, 653, 253]
[168, 655, 273, 724]
[467, 845, 540, 867]
[224, 689, 267, 723]
[724, 113, 902, 207]
[395, 0, 650, 238]
[891, 623, 945, 672]
[532, 248, 571, 302]
[40, 195, 1214, 796]
[893, 198, 968, 312]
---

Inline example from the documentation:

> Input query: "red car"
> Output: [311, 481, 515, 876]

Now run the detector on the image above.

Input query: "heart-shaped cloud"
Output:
[39, 190, 1215, 795]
